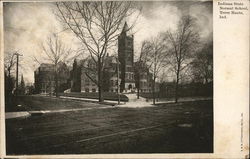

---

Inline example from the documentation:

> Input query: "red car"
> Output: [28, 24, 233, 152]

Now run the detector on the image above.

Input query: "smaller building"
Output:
[134, 61, 159, 93]
[34, 62, 70, 94]
[80, 57, 99, 92]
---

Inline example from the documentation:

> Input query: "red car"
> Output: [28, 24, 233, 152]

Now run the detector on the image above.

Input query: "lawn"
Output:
[5, 95, 108, 112]
[6, 100, 213, 154]
[59, 92, 129, 102]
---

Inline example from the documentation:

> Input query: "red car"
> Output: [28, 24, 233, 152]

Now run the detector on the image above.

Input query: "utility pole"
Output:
[14, 52, 23, 96]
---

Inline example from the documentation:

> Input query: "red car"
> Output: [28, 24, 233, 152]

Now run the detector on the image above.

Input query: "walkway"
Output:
[59, 96, 121, 105]
[118, 94, 212, 108]
[5, 106, 114, 119]
[118, 93, 154, 108]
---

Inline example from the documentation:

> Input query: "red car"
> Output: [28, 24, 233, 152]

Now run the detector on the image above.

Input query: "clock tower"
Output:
[118, 22, 135, 93]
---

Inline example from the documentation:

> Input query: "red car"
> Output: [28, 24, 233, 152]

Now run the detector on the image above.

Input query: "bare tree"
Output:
[4, 51, 17, 97]
[164, 15, 200, 103]
[41, 33, 72, 97]
[4, 51, 16, 79]
[143, 35, 167, 105]
[55, 1, 140, 102]
[134, 41, 152, 99]
[191, 41, 213, 84]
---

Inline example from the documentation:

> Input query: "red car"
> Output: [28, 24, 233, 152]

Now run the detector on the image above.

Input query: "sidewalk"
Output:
[59, 96, 123, 106]
[118, 94, 212, 108]
[153, 96, 212, 104]
[5, 112, 31, 119]
[5, 105, 114, 119]
[118, 93, 154, 108]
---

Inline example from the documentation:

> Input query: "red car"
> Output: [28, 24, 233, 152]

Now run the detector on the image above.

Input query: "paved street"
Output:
[6, 98, 213, 154]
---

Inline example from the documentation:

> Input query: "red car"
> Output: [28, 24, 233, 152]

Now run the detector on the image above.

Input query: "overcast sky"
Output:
[4, 1, 212, 83]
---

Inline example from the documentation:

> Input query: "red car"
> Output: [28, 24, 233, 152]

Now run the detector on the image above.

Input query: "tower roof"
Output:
[121, 22, 129, 33]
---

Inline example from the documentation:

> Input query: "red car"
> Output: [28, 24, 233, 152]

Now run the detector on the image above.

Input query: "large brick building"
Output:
[34, 23, 157, 94]
[70, 22, 156, 93]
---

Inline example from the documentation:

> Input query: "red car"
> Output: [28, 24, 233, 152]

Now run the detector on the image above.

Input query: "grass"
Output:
[59, 92, 129, 102]
[6, 100, 213, 154]
[5, 95, 107, 112]
[5, 93, 125, 112]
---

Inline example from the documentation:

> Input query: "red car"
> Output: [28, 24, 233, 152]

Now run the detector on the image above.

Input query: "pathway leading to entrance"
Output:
[118, 93, 154, 108]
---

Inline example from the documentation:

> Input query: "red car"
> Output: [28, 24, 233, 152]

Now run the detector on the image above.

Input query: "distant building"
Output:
[80, 57, 99, 93]
[71, 59, 82, 92]
[18, 74, 25, 95]
[34, 62, 70, 94]
[134, 61, 157, 93]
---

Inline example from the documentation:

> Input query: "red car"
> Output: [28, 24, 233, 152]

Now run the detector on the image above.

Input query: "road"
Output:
[6, 99, 213, 154]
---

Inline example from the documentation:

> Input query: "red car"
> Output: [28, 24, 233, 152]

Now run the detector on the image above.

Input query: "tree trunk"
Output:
[98, 84, 104, 102]
[137, 76, 140, 99]
[98, 59, 104, 102]
[175, 72, 179, 103]
[205, 74, 208, 84]
[55, 71, 59, 97]
[137, 88, 140, 99]
[153, 77, 156, 105]
[8, 69, 11, 96]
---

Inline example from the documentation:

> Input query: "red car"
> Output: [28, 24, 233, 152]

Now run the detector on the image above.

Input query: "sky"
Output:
[3, 1, 212, 83]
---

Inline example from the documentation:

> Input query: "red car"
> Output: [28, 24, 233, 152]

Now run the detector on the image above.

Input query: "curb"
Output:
[154, 99, 213, 106]
[59, 96, 119, 106]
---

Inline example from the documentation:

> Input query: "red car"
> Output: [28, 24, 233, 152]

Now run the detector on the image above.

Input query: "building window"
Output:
[92, 88, 96, 92]
[85, 78, 90, 86]
[127, 41, 132, 47]
[85, 88, 89, 92]
[85, 78, 89, 82]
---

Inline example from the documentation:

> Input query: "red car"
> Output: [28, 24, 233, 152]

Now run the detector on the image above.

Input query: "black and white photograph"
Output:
[3, 1, 213, 155]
